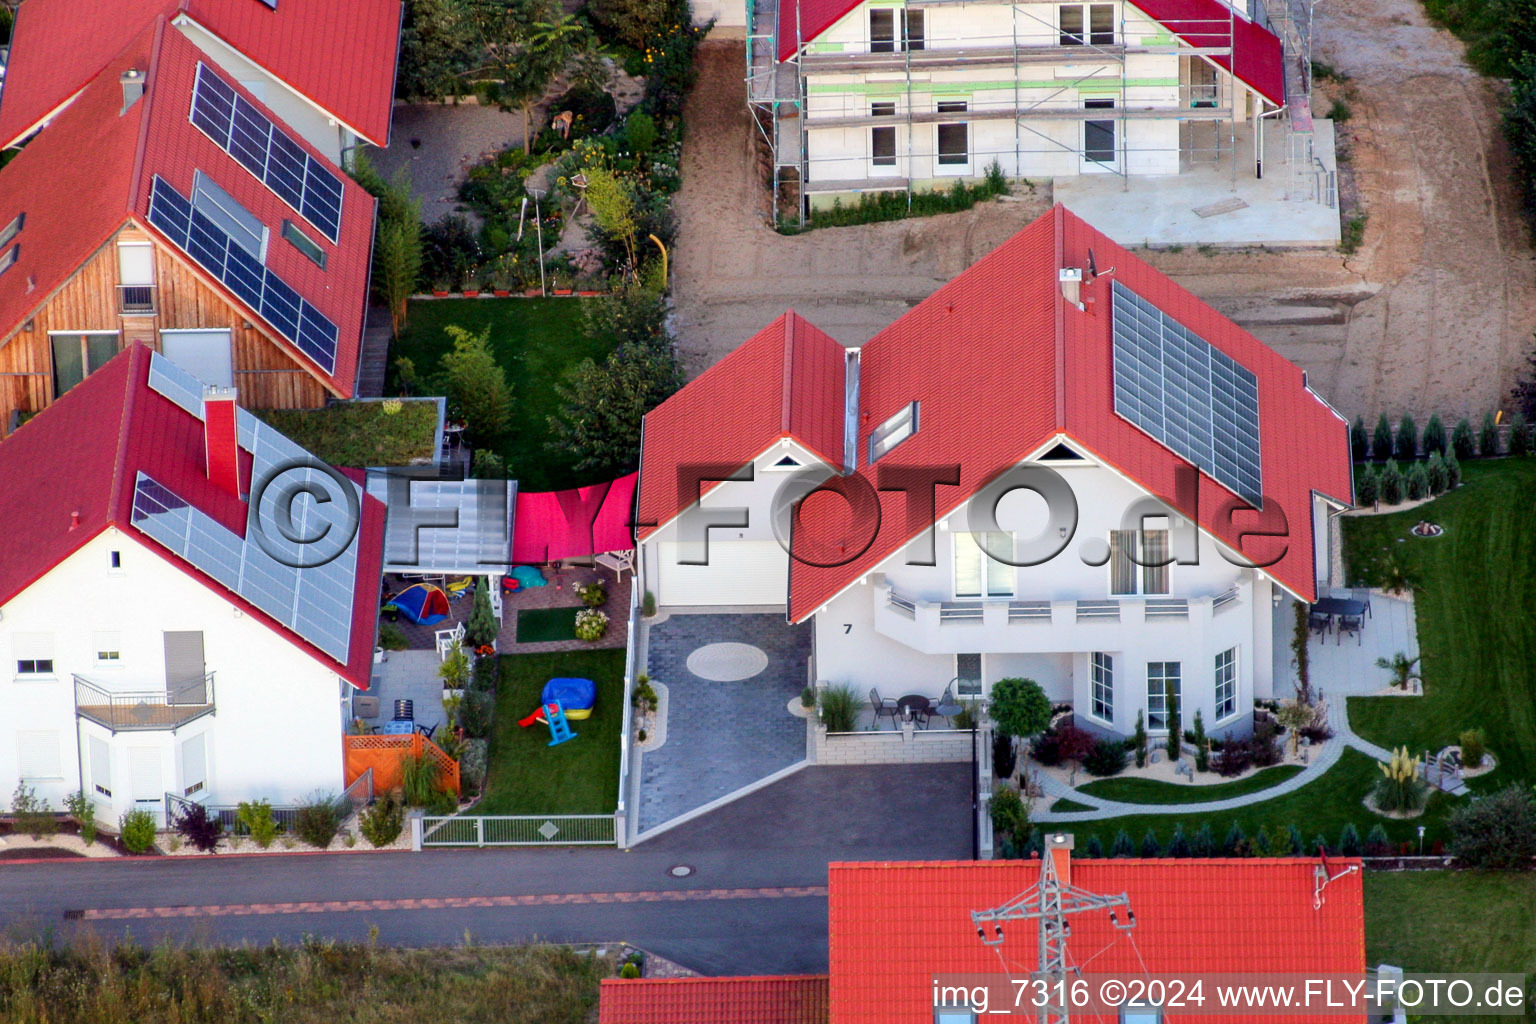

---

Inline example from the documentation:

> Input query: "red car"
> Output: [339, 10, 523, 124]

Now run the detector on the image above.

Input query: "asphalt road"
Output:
[0, 764, 972, 974]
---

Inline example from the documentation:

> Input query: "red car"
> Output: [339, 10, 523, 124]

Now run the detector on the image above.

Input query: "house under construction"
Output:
[747, 0, 1328, 223]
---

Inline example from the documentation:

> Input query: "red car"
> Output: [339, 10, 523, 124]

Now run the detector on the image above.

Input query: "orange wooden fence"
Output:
[344, 733, 461, 796]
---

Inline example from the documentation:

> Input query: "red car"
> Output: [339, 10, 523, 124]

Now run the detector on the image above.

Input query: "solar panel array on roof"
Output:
[190, 62, 344, 241]
[364, 473, 515, 575]
[146, 351, 205, 416]
[130, 465, 360, 663]
[148, 174, 339, 374]
[1111, 279, 1263, 506]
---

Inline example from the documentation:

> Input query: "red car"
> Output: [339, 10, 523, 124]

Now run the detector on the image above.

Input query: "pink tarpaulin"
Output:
[511, 472, 637, 563]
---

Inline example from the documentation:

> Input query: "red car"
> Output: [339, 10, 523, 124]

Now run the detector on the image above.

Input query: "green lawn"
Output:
[1073, 765, 1305, 805]
[1065, 748, 1456, 853]
[1343, 459, 1536, 789]
[516, 606, 579, 643]
[476, 649, 625, 815]
[1049, 798, 1097, 813]
[389, 298, 622, 492]
[253, 399, 439, 468]
[1366, 871, 1536, 1021]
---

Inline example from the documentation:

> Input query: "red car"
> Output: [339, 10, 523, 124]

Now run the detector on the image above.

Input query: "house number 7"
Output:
[844, 623, 852, 634]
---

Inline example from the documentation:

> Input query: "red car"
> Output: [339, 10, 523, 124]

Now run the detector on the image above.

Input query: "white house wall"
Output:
[0, 531, 348, 820]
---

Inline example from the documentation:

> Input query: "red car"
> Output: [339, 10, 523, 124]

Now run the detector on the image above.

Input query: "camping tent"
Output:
[387, 582, 450, 625]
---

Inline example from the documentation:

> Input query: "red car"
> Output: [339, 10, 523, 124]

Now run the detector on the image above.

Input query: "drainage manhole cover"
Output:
[668, 864, 695, 878]
[685, 642, 769, 681]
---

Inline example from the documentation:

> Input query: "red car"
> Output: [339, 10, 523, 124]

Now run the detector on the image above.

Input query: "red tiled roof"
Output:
[775, 0, 1284, 105]
[0, 20, 376, 398]
[0, 0, 400, 148]
[637, 311, 846, 538]
[0, 344, 385, 688]
[600, 975, 830, 1024]
[828, 858, 1366, 1024]
[780, 205, 1351, 619]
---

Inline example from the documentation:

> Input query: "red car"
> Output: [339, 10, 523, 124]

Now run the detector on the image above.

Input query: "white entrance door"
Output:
[657, 540, 789, 606]
[159, 329, 234, 388]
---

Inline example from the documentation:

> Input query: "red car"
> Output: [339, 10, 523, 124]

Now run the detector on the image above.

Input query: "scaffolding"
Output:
[746, 0, 1322, 226]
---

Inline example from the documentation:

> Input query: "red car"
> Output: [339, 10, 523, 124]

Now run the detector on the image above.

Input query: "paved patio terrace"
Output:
[1272, 588, 1419, 700]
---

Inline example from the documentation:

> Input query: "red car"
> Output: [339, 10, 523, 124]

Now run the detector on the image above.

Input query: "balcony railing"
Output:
[117, 284, 156, 315]
[73, 673, 215, 733]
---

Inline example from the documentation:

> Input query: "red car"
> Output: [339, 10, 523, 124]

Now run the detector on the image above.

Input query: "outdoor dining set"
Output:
[1308, 587, 1373, 645]
[868, 687, 966, 729]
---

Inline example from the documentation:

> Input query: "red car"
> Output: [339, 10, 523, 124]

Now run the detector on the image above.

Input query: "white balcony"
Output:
[872, 579, 1247, 655]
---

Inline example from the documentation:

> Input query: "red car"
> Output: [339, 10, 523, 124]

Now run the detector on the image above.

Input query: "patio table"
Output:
[381, 719, 415, 735]
[1311, 597, 1367, 621]
[898, 694, 932, 728]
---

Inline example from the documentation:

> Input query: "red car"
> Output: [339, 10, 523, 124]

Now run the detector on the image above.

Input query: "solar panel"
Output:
[149, 175, 340, 374]
[146, 352, 205, 416]
[130, 464, 361, 663]
[1111, 280, 1264, 506]
[191, 63, 344, 241]
[364, 473, 515, 575]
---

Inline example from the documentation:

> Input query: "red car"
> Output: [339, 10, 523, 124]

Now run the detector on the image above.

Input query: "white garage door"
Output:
[658, 541, 789, 606]
[160, 329, 234, 388]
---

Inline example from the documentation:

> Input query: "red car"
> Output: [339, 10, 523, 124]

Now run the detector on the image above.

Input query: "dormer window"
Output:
[767, 453, 802, 470]
[868, 400, 918, 463]
[0, 212, 25, 278]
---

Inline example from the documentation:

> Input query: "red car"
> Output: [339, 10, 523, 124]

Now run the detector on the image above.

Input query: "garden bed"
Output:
[252, 399, 441, 468]
[476, 650, 625, 815]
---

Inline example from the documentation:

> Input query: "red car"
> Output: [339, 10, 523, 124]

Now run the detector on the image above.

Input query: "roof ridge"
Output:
[106, 344, 148, 523]
[1053, 204, 1067, 430]
[781, 309, 797, 437]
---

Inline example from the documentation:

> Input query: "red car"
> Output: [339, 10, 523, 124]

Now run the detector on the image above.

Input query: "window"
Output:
[954, 532, 1014, 598]
[16, 731, 62, 780]
[0, 212, 23, 249]
[1122, 1005, 1162, 1024]
[871, 8, 924, 51]
[1214, 647, 1238, 720]
[871, 101, 897, 168]
[192, 170, 267, 260]
[50, 332, 121, 397]
[1109, 529, 1137, 595]
[180, 733, 208, 797]
[1084, 98, 1116, 163]
[869, 400, 918, 462]
[1146, 661, 1180, 731]
[109, 550, 122, 571]
[94, 632, 123, 666]
[935, 1009, 977, 1024]
[936, 101, 968, 166]
[282, 219, 327, 268]
[1091, 652, 1113, 722]
[14, 633, 54, 677]
[1142, 527, 1170, 594]
[117, 242, 156, 314]
[90, 735, 112, 798]
[0, 244, 17, 278]
[1060, 3, 1114, 44]
[768, 454, 802, 469]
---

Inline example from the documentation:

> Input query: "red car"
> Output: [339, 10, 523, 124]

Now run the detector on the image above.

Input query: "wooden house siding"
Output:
[0, 222, 329, 433]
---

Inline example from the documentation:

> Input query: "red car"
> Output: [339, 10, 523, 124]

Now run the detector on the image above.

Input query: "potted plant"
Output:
[551, 271, 574, 296]
[574, 608, 609, 641]
[430, 277, 451, 298]
[490, 263, 513, 298]
[438, 647, 470, 697]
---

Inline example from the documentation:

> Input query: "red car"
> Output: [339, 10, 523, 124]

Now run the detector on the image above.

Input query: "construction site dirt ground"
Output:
[671, 1, 1536, 422]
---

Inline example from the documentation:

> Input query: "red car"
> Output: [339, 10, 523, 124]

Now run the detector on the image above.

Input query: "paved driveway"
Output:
[636, 613, 812, 836]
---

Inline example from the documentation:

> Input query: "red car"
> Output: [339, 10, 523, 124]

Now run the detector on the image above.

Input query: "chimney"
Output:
[120, 68, 145, 114]
[203, 386, 241, 498]
[1047, 832, 1074, 886]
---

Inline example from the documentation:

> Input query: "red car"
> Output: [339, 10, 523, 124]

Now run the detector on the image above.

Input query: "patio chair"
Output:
[435, 621, 466, 661]
[594, 549, 635, 583]
[1336, 615, 1362, 646]
[392, 698, 414, 721]
[1308, 612, 1330, 638]
[868, 688, 902, 730]
[415, 722, 437, 741]
[1351, 587, 1373, 619]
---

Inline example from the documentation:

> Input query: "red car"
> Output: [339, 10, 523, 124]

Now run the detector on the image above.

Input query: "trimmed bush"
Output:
[1394, 413, 1418, 462]
[1458, 728, 1487, 769]
[1287, 823, 1305, 855]
[1083, 834, 1106, 858]
[1451, 417, 1476, 459]
[989, 677, 1051, 739]
[173, 803, 223, 853]
[359, 793, 406, 848]
[64, 791, 96, 846]
[989, 786, 1028, 854]
[1350, 416, 1369, 461]
[1511, 410, 1530, 456]
[1446, 784, 1536, 868]
[1365, 823, 1392, 856]
[118, 808, 158, 854]
[1211, 743, 1252, 777]
[460, 689, 495, 738]
[9, 783, 55, 840]
[1191, 822, 1216, 857]
[1405, 461, 1430, 500]
[1166, 824, 1192, 857]
[1422, 413, 1447, 456]
[1378, 459, 1404, 504]
[1426, 451, 1449, 494]
[1221, 820, 1248, 857]
[460, 738, 490, 794]
[1371, 414, 1394, 461]
[294, 793, 347, 849]
[237, 800, 280, 848]
[1133, 710, 1148, 768]
[1312, 833, 1331, 856]
[1139, 828, 1162, 858]
[1083, 739, 1128, 777]
[1446, 451, 1463, 488]
[993, 732, 1018, 779]
[1337, 822, 1362, 856]
[1192, 711, 1209, 773]
[1110, 828, 1135, 858]
[1354, 462, 1379, 505]
[1479, 411, 1501, 456]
